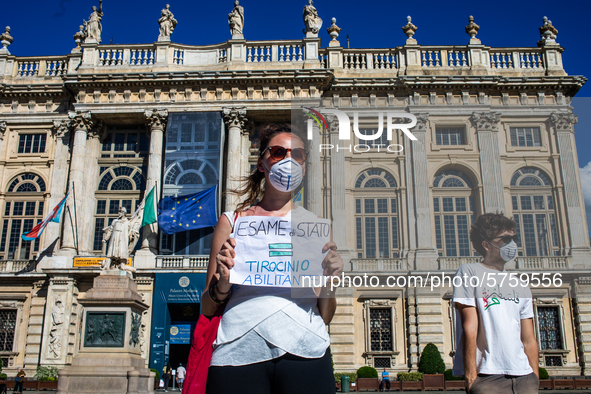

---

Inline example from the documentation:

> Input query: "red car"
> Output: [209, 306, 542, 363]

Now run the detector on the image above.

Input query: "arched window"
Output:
[93, 166, 146, 252]
[354, 168, 399, 259]
[433, 170, 477, 257]
[1, 173, 46, 260]
[510, 167, 557, 256]
[164, 159, 218, 187]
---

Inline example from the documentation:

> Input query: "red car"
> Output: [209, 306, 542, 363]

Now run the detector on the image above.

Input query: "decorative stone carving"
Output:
[228, 0, 244, 39]
[538, 16, 558, 47]
[101, 207, 140, 271]
[470, 112, 501, 131]
[85, 312, 125, 347]
[327, 17, 341, 42]
[67, 110, 93, 132]
[129, 312, 141, 347]
[83, 0, 103, 44]
[550, 112, 577, 131]
[73, 25, 85, 52]
[0, 121, 6, 140]
[465, 16, 479, 38]
[222, 107, 247, 128]
[144, 109, 168, 130]
[48, 295, 65, 358]
[402, 16, 417, 39]
[158, 4, 177, 42]
[303, 0, 323, 36]
[0, 26, 13, 54]
[412, 114, 429, 131]
[52, 119, 69, 138]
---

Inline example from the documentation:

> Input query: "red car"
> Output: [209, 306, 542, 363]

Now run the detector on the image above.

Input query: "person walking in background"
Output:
[162, 363, 172, 392]
[176, 363, 186, 390]
[453, 213, 539, 394]
[13, 367, 25, 394]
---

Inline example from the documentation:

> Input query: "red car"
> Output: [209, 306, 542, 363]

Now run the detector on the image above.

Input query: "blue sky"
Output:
[3, 0, 591, 228]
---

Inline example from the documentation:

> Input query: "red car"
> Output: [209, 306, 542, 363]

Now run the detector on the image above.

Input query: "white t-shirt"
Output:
[452, 262, 534, 376]
[176, 366, 186, 379]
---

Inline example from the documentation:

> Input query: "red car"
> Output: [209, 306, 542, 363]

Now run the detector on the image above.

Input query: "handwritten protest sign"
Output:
[229, 216, 331, 287]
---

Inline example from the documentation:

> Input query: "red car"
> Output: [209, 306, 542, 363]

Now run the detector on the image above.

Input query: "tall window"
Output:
[510, 167, 558, 256]
[510, 127, 541, 147]
[436, 127, 465, 146]
[537, 306, 563, 350]
[1, 174, 46, 260]
[357, 128, 389, 148]
[101, 127, 149, 158]
[354, 169, 399, 259]
[18, 134, 46, 154]
[433, 170, 476, 257]
[370, 308, 393, 351]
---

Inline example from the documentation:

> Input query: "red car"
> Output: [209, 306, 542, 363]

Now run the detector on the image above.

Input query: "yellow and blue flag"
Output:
[158, 185, 217, 235]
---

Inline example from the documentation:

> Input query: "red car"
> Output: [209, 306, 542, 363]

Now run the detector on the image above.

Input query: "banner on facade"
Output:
[73, 257, 133, 267]
[169, 324, 191, 344]
[229, 216, 330, 287]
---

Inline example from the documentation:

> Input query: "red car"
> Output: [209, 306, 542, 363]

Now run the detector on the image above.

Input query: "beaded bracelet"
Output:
[208, 283, 231, 305]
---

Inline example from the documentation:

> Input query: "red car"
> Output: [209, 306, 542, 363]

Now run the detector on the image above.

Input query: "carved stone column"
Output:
[222, 107, 247, 211]
[59, 111, 93, 254]
[0, 121, 6, 153]
[306, 120, 323, 216]
[137, 109, 168, 259]
[0, 122, 7, 223]
[40, 277, 81, 368]
[43, 121, 71, 250]
[471, 112, 505, 213]
[329, 118, 346, 248]
[408, 114, 438, 270]
[81, 127, 103, 253]
[550, 112, 590, 268]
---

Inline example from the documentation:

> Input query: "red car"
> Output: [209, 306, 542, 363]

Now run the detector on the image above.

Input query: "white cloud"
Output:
[579, 162, 591, 233]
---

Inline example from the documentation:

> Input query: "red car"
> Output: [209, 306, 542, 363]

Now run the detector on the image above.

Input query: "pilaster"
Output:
[471, 112, 505, 213]
[306, 120, 323, 216]
[24, 280, 48, 368]
[574, 277, 591, 375]
[330, 288, 356, 372]
[550, 112, 590, 268]
[222, 107, 247, 211]
[408, 286, 445, 370]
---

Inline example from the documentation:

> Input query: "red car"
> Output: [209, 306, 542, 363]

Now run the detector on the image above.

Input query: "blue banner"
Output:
[158, 186, 218, 235]
[170, 324, 191, 344]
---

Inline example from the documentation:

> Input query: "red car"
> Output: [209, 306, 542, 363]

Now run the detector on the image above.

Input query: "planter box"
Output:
[575, 379, 591, 389]
[538, 380, 552, 389]
[552, 378, 574, 389]
[423, 374, 444, 390]
[38, 380, 58, 390]
[444, 380, 466, 390]
[400, 380, 423, 391]
[24, 380, 39, 389]
[356, 378, 379, 391]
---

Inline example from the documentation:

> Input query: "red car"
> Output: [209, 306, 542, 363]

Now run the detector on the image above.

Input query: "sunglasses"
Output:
[262, 146, 308, 164]
[481, 232, 518, 245]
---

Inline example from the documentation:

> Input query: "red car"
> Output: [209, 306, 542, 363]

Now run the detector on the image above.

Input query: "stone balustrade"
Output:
[0, 259, 33, 272]
[515, 256, 571, 270]
[438, 256, 482, 270]
[156, 255, 208, 269]
[0, 38, 565, 83]
[350, 258, 406, 272]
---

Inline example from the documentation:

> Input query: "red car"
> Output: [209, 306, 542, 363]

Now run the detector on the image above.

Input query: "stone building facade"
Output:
[0, 9, 589, 379]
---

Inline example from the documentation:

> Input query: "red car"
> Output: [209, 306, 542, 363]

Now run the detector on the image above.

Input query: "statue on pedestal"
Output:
[303, 0, 322, 36]
[228, 0, 244, 39]
[102, 207, 141, 271]
[83, 0, 103, 43]
[158, 4, 177, 41]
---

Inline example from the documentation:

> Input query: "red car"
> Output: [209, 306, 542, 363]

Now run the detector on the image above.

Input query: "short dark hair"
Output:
[470, 213, 516, 256]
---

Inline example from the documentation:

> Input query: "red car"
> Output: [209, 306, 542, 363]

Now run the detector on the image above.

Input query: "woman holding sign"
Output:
[201, 123, 343, 394]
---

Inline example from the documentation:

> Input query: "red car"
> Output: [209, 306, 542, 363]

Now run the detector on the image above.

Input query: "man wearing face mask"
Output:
[452, 213, 539, 394]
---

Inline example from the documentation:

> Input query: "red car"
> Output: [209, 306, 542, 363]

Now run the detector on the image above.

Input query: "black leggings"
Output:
[207, 350, 335, 394]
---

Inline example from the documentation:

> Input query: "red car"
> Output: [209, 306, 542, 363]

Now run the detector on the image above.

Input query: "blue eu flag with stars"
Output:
[158, 185, 218, 235]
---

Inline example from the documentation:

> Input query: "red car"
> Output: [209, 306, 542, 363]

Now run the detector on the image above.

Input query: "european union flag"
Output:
[158, 186, 218, 235]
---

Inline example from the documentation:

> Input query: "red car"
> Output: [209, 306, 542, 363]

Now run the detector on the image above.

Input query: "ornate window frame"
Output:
[362, 299, 400, 367]
[531, 290, 570, 368]
[503, 122, 549, 153]
[0, 295, 26, 368]
[430, 120, 473, 151]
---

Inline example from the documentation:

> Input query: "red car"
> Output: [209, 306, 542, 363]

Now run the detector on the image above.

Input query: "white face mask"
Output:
[263, 158, 303, 192]
[488, 240, 518, 262]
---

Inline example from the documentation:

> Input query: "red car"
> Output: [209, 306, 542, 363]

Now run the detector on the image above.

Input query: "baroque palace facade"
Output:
[0, 6, 589, 378]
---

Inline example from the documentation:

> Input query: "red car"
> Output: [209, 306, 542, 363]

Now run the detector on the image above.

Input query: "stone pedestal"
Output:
[57, 270, 154, 394]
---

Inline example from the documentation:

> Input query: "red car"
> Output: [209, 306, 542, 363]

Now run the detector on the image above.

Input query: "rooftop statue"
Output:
[83, 0, 103, 44]
[228, 0, 244, 39]
[158, 4, 177, 41]
[303, 0, 322, 36]
[102, 206, 140, 272]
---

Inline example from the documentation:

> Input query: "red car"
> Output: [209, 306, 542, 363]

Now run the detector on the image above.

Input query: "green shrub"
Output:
[418, 343, 446, 374]
[334, 372, 357, 384]
[150, 368, 160, 381]
[539, 367, 549, 380]
[0, 373, 6, 380]
[34, 366, 58, 381]
[356, 366, 378, 378]
[444, 369, 463, 381]
[397, 372, 424, 381]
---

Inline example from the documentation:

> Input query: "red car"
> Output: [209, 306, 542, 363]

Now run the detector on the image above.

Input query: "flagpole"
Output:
[72, 182, 80, 254]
